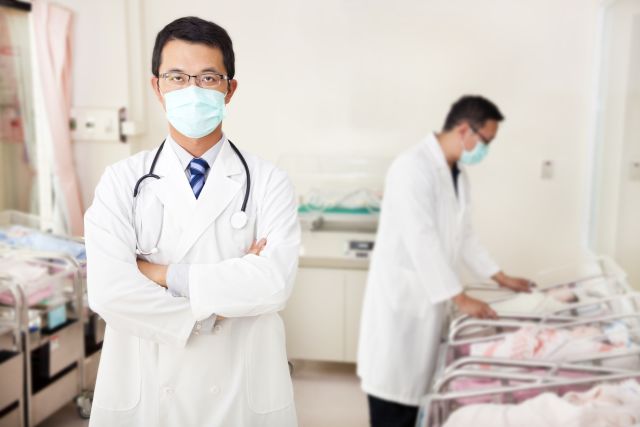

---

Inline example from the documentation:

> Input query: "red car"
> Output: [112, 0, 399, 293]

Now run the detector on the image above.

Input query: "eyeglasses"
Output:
[469, 124, 492, 144]
[159, 71, 230, 89]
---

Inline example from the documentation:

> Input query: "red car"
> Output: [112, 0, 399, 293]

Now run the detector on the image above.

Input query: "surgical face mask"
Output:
[459, 139, 489, 165]
[163, 85, 226, 138]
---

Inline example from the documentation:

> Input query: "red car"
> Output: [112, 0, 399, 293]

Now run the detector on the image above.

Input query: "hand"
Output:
[137, 259, 168, 288]
[493, 272, 534, 293]
[247, 238, 267, 256]
[453, 292, 497, 319]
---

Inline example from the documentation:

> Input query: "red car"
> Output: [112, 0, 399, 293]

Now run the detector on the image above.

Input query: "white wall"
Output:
[50, 0, 138, 208]
[137, 0, 600, 275]
[65, 0, 608, 276]
[590, 0, 640, 288]
[617, 15, 640, 287]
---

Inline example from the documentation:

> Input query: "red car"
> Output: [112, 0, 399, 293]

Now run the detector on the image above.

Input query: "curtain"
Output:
[0, 5, 36, 213]
[32, 0, 84, 235]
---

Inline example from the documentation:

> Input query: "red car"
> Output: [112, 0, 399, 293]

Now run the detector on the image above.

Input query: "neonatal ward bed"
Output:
[0, 249, 84, 426]
[418, 257, 639, 427]
[0, 210, 100, 423]
[0, 280, 25, 427]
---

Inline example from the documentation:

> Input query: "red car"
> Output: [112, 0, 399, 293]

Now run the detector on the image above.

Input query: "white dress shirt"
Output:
[165, 134, 226, 331]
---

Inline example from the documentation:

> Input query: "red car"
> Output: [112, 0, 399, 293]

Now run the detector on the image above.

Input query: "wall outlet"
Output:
[541, 160, 554, 179]
[70, 108, 121, 142]
[631, 161, 640, 181]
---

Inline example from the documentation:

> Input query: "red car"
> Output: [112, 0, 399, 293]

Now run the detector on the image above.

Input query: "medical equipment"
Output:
[447, 310, 640, 365]
[421, 367, 640, 426]
[417, 257, 639, 426]
[465, 256, 631, 305]
[132, 139, 251, 255]
[0, 279, 25, 427]
[0, 210, 99, 420]
[279, 154, 388, 363]
[0, 248, 84, 427]
[450, 292, 640, 338]
[422, 319, 640, 425]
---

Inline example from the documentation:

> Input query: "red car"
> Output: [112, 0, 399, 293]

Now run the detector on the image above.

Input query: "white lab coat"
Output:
[357, 133, 499, 406]
[84, 138, 300, 426]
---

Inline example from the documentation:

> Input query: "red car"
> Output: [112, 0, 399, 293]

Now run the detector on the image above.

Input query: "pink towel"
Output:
[0, 284, 53, 305]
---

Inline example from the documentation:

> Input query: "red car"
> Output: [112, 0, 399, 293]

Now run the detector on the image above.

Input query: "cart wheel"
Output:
[75, 392, 93, 419]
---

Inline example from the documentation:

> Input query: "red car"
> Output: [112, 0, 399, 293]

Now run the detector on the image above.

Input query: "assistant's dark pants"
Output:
[367, 394, 418, 427]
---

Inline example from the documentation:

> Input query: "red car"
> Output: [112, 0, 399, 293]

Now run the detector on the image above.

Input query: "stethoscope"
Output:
[132, 139, 251, 255]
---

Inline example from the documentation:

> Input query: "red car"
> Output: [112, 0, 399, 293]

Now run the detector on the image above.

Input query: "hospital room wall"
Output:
[590, 1, 640, 288]
[47, 0, 139, 208]
[617, 16, 640, 288]
[137, 0, 601, 277]
[62, 0, 617, 278]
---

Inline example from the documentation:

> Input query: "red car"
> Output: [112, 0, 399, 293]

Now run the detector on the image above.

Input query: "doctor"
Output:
[357, 96, 532, 427]
[85, 17, 300, 426]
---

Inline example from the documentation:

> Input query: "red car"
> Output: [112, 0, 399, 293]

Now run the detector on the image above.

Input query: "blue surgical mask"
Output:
[164, 86, 226, 138]
[459, 140, 489, 165]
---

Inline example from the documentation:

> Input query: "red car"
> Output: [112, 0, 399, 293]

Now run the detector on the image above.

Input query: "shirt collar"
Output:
[167, 133, 226, 171]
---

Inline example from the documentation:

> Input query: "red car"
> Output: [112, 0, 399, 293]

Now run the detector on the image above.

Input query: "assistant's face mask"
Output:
[459, 138, 489, 165]
[163, 85, 227, 139]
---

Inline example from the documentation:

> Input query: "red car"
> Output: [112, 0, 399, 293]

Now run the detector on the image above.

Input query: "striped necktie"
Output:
[188, 158, 210, 199]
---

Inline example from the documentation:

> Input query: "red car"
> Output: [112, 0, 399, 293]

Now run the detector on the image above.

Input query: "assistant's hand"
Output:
[453, 292, 498, 319]
[247, 238, 267, 255]
[136, 259, 168, 288]
[493, 271, 534, 293]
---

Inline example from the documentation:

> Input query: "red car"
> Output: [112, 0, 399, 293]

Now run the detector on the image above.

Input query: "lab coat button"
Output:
[210, 385, 220, 395]
[163, 387, 173, 395]
[194, 331, 200, 336]
[195, 322, 202, 330]
[214, 325, 222, 334]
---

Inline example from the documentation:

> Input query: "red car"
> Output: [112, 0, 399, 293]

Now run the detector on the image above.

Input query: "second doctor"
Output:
[357, 96, 532, 427]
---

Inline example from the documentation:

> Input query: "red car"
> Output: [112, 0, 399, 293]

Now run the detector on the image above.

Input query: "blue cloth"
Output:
[0, 226, 86, 260]
[189, 158, 210, 199]
[47, 304, 68, 330]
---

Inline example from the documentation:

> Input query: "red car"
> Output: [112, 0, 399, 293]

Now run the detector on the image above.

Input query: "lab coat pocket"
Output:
[92, 327, 141, 411]
[245, 314, 294, 413]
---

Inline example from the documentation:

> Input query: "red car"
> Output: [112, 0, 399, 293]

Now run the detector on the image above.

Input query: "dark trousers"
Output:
[367, 394, 418, 427]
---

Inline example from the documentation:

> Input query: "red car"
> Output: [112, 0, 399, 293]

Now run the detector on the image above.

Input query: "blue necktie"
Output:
[189, 158, 210, 199]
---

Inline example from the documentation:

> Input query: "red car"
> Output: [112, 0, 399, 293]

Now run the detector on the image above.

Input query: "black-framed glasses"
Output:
[469, 124, 492, 144]
[159, 71, 230, 89]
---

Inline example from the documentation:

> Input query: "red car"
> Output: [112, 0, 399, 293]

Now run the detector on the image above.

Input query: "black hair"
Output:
[442, 95, 504, 131]
[151, 16, 235, 79]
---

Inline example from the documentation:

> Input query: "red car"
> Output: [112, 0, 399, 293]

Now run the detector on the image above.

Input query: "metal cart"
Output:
[418, 257, 637, 427]
[465, 256, 631, 304]
[420, 369, 640, 426]
[0, 210, 101, 419]
[0, 279, 25, 427]
[0, 248, 84, 427]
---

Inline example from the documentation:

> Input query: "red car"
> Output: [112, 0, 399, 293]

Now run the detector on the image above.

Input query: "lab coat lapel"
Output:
[174, 139, 244, 261]
[424, 133, 464, 215]
[145, 144, 196, 227]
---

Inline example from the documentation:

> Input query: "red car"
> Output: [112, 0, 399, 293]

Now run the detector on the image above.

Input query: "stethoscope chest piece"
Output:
[230, 211, 248, 230]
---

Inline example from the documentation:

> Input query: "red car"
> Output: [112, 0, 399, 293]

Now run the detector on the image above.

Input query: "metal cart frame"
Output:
[1, 249, 85, 427]
[0, 279, 26, 427]
[0, 210, 101, 419]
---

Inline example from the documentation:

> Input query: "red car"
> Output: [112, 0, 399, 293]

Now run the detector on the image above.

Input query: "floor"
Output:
[38, 361, 369, 427]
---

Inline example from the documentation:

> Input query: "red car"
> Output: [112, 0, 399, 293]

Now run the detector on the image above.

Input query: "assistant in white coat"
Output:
[84, 17, 300, 427]
[357, 96, 532, 427]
